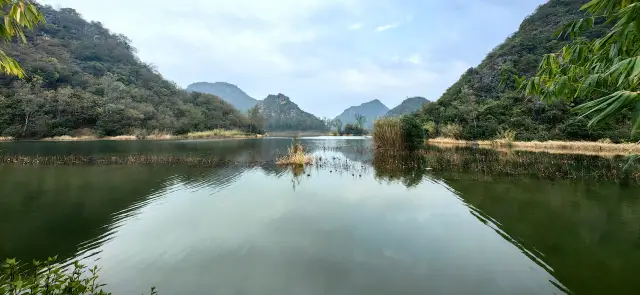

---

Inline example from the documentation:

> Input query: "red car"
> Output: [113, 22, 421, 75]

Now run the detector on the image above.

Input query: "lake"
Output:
[1, 137, 639, 295]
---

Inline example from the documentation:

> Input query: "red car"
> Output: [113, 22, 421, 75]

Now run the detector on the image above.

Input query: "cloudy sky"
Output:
[39, 0, 544, 117]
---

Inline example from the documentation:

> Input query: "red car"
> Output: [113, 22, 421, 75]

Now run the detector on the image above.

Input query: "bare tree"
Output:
[354, 113, 366, 129]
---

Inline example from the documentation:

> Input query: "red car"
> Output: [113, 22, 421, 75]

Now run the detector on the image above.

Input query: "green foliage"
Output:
[524, 0, 640, 137]
[401, 114, 425, 150]
[342, 123, 367, 136]
[0, 0, 46, 77]
[414, 0, 636, 143]
[440, 123, 463, 139]
[373, 116, 425, 150]
[0, 5, 251, 139]
[247, 105, 265, 134]
[0, 257, 157, 295]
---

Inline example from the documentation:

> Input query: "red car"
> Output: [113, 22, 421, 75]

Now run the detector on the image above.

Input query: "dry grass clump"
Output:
[42, 135, 97, 141]
[373, 117, 403, 150]
[183, 129, 252, 139]
[276, 142, 313, 165]
[0, 136, 15, 141]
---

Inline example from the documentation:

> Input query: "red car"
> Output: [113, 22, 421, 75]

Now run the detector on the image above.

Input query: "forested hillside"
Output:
[417, 0, 635, 142]
[0, 5, 249, 139]
[259, 94, 327, 132]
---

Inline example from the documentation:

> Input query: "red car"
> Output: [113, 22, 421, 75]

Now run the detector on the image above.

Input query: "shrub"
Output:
[401, 115, 426, 151]
[0, 257, 158, 295]
[342, 124, 367, 136]
[422, 121, 436, 138]
[441, 123, 462, 139]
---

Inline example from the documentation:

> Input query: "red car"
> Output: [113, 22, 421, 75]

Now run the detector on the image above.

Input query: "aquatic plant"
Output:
[373, 116, 425, 151]
[276, 139, 313, 165]
[372, 117, 404, 150]
[428, 137, 640, 155]
[0, 257, 157, 295]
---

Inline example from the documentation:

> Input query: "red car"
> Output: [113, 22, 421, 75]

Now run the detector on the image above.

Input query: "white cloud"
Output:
[36, 0, 538, 117]
[374, 22, 400, 32]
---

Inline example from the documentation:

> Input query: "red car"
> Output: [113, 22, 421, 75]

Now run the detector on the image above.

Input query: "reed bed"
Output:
[421, 146, 640, 183]
[184, 129, 255, 140]
[373, 117, 403, 150]
[0, 136, 13, 141]
[0, 154, 230, 167]
[427, 137, 640, 155]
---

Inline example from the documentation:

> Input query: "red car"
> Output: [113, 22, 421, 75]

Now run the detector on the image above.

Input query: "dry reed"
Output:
[276, 142, 313, 165]
[0, 136, 14, 141]
[427, 137, 640, 155]
[373, 117, 404, 150]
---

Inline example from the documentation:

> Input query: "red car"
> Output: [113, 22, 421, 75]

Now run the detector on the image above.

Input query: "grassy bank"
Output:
[27, 129, 261, 142]
[427, 137, 640, 155]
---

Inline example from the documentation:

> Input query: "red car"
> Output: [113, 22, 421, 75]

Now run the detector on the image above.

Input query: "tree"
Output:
[331, 118, 343, 134]
[354, 113, 366, 129]
[523, 0, 640, 141]
[247, 104, 265, 134]
[0, 0, 45, 77]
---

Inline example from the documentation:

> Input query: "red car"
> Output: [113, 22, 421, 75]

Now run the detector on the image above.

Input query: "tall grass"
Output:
[0, 136, 13, 141]
[373, 118, 403, 150]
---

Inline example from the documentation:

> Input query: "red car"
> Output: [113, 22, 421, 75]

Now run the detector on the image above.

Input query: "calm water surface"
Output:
[1, 137, 639, 295]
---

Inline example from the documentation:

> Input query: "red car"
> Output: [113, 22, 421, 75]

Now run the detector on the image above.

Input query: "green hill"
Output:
[186, 82, 258, 112]
[0, 5, 249, 139]
[385, 97, 429, 117]
[259, 94, 327, 132]
[417, 0, 633, 142]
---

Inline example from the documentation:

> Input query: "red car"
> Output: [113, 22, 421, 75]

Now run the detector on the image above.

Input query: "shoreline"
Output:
[427, 137, 640, 156]
[0, 131, 265, 142]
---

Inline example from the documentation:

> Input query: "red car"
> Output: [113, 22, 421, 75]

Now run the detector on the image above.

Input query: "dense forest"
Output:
[0, 5, 250, 139]
[415, 0, 636, 142]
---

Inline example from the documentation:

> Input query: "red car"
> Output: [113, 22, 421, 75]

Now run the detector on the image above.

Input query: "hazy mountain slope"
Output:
[334, 99, 389, 129]
[385, 97, 429, 117]
[259, 93, 327, 132]
[186, 82, 258, 112]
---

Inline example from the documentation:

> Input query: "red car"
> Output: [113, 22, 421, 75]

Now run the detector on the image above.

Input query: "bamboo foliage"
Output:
[0, 0, 45, 77]
[522, 0, 640, 135]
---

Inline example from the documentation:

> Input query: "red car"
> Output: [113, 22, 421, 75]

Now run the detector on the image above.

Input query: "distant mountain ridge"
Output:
[259, 93, 327, 132]
[334, 99, 389, 129]
[385, 97, 429, 117]
[186, 82, 258, 112]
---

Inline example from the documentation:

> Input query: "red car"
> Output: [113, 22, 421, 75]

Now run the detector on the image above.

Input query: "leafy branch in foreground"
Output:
[521, 0, 640, 166]
[1, 257, 157, 295]
[0, 0, 45, 77]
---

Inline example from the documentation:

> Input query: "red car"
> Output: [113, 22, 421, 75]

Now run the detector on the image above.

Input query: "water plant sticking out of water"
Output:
[276, 139, 313, 165]
[0, 257, 157, 295]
